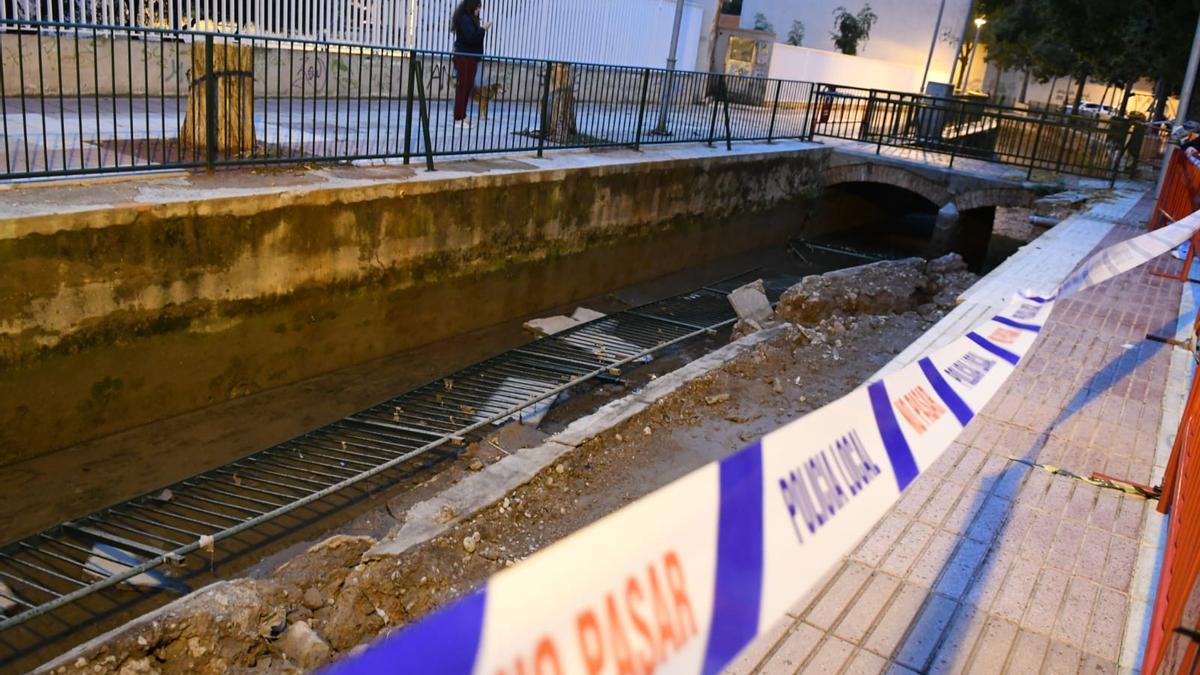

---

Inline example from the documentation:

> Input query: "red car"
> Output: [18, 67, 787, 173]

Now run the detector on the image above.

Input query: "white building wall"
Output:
[1, 0, 708, 69]
[768, 43, 923, 95]
[739, 0, 973, 87]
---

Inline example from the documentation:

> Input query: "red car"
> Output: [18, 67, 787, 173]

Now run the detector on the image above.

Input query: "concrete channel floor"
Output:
[725, 188, 1190, 674]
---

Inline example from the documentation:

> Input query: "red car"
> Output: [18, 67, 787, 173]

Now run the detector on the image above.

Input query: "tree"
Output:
[752, 12, 773, 32]
[977, 0, 1196, 116]
[830, 4, 878, 56]
[787, 20, 805, 46]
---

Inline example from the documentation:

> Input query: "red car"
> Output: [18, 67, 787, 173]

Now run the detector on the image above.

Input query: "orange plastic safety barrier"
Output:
[1152, 150, 1200, 230]
[1144, 364, 1200, 673]
[1151, 151, 1200, 283]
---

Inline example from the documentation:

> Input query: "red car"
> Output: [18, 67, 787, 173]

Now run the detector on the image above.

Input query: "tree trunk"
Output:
[1019, 69, 1030, 103]
[544, 63, 577, 144]
[1153, 78, 1169, 121]
[954, 43, 970, 90]
[1119, 81, 1134, 115]
[180, 40, 256, 157]
[1072, 75, 1087, 113]
[1046, 77, 1058, 107]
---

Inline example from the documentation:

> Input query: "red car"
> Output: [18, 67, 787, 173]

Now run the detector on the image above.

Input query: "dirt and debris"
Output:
[44, 260, 977, 675]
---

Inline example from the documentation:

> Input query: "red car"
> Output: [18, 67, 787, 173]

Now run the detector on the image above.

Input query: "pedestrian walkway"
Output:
[0, 94, 812, 177]
[725, 188, 1191, 673]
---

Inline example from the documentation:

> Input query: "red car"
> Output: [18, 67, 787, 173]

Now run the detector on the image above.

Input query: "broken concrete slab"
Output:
[728, 279, 774, 324]
[522, 316, 580, 336]
[1033, 190, 1089, 217]
[571, 307, 606, 323]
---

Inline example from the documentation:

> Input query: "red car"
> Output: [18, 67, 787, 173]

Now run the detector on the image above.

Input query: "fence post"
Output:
[203, 33, 217, 169]
[1053, 117, 1071, 175]
[948, 100, 964, 169]
[707, 75, 722, 147]
[767, 79, 782, 142]
[876, 93, 885, 155]
[723, 78, 733, 151]
[806, 84, 819, 140]
[403, 51, 416, 165]
[537, 61, 553, 158]
[860, 89, 876, 142]
[1026, 111, 1046, 180]
[634, 68, 651, 150]
[413, 59, 435, 171]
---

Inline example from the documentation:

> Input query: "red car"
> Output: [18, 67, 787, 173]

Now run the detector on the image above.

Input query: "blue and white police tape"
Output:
[325, 212, 1200, 675]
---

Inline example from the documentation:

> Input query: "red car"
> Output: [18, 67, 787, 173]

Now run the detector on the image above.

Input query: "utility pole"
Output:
[920, 0, 948, 93]
[1157, 13, 1200, 195]
[650, 0, 687, 136]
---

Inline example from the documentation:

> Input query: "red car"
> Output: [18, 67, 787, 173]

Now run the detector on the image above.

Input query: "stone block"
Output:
[728, 279, 774, 324]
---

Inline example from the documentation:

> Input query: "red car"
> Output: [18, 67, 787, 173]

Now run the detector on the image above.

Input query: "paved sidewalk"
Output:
[726, 189, 1191, 673]
[0, 94, 812, 176]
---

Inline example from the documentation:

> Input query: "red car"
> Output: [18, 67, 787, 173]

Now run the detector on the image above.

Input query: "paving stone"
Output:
[1052, 576, 1099, 647]
[1023, 562, 1071, 635]
[852, 513, 910, 568]
[1084, 586, 1128, 662]
[880, 522, 936, 578]
[1006, 629, 1050, 673]
[908, 531, 958, 588]
[925, 604, 986, 674]
[757, 622, 824, 674]
[1042, 639, 1083, 675]
[803, 635, 856, 673]
[842, 649, 888, 675]
[894, 594, 958, 672]
[834, 573, 901, 644]
[965, 494, 1011, 543]
[987, 555, 1041, 622]
[934, 537, 990, 600]
[964, 617, 1019, 674]
[806, 562, 873, 631]
[864, 583, 931, 656]
[722, 615, 793, 675]
[1102, 535, 1139, 592]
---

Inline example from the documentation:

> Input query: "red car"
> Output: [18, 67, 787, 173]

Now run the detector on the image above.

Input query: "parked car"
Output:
[1064, 101, 1118, 118]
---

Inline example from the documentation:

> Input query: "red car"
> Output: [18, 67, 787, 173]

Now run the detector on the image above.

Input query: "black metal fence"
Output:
[0, 18, 816, 179]
[805, 84, 1164, 182]
[0, 18, 1172, 181]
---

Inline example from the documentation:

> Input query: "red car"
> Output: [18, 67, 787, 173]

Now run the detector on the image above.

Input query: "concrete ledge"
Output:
[0, 142, 825, 235]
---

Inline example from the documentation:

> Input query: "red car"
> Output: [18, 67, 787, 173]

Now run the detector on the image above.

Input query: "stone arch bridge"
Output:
[816, 152, 1041, 257]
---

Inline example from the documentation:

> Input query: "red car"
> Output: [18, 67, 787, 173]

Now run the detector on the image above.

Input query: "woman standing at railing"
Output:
[451, 0, 492, 129]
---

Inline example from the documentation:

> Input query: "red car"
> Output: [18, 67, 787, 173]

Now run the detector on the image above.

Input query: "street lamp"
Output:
[964, 16, 986, 93]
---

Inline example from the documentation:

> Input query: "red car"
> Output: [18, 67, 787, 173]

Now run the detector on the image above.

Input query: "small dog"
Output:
[472, 83, 505, 121]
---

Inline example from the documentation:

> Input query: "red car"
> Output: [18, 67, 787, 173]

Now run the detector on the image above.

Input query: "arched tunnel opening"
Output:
[804, 181, 1008, 272]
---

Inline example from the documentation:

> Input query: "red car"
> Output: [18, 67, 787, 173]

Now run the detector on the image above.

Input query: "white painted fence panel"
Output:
[0, 0, 704, 68]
